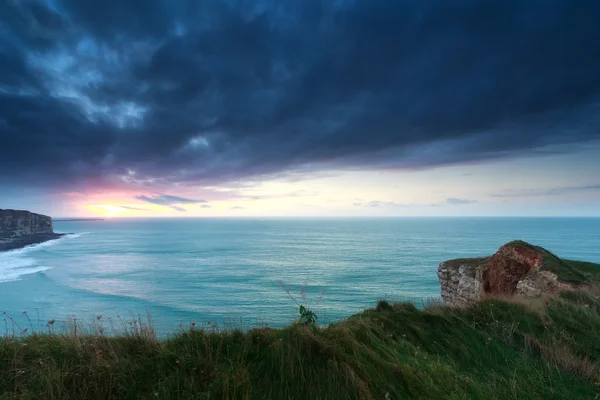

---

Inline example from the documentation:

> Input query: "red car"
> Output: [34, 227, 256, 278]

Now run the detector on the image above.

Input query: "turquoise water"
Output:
[0, 218, 598, 334]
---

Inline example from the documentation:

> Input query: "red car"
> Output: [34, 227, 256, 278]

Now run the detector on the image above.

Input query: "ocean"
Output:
[0, 217, 598, 334]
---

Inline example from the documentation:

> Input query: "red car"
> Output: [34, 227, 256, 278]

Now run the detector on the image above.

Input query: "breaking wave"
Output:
[0, 233, 83, 283]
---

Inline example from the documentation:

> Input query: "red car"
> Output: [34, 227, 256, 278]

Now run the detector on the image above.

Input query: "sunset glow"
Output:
[1, 1, 599, 218]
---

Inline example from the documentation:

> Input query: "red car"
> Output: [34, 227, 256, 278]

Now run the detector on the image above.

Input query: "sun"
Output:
[85, 205, 130, 218]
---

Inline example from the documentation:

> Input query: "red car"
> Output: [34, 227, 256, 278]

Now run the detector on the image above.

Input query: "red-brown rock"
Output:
[438, 241, 574, 307]
[481, 244, 543, 295]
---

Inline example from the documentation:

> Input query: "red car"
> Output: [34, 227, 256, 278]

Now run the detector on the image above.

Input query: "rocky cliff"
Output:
[0, 209, 54, 239]
[438, 241, 581, 307]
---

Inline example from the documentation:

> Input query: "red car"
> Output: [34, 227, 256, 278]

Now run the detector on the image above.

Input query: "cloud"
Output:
[230, 206, 245, 210]
[1, 0, 600, 191]
[117, 205, 149, 211]
[492, 184, 600, 198]
[135, 193, 205, 211]
[135, 194, 206, 206]
[446, 198, 478, 206]
[354, 201, 409, 208]
[200, 204, 212, 208]
[245, 190, 320, 200]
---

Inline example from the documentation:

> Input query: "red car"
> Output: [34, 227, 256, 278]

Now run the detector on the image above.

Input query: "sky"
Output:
[1, 0, 599, 218]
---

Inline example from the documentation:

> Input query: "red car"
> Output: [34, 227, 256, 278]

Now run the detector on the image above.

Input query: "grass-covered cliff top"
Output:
[440, 256, 488, 274]
[508, 240, 595, 283]
[444, 240, 600, 284]
[2, 289, 600, 399]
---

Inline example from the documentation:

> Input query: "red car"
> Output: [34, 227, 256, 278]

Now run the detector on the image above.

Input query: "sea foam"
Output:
[0, 233, 81, 282]
[0, 251, 49, 283]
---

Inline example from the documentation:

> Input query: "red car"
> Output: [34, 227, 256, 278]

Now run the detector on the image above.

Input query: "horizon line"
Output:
[52, 215, 600, 220]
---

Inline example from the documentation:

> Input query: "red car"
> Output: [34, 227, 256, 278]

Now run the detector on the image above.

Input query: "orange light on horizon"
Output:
[85, 205, 139, 218]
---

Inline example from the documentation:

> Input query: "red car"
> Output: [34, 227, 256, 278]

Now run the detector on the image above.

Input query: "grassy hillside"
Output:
[508, 240, 596, 283]
[2, 289, 600, 399]
[566, 260, 600, 282]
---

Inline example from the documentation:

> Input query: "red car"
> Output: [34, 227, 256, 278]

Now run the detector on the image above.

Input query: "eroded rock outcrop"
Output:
[481, 244, 543, 295]
[0, 209, 64, 251]
[438, 242, 576, 307]
[0, 209, 54, 238]
[438, 257, 486, 307]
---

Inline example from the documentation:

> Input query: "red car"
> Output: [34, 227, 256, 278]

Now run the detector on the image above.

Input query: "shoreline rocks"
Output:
[0, 233, 66, 252]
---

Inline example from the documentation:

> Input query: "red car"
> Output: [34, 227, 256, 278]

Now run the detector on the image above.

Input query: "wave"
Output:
[2, 232, 85, 256]
[0, 232, 84, 283]
[54, 231, 90, 238]
[0, 250, 49, 283]
[0, 266, 51, 283]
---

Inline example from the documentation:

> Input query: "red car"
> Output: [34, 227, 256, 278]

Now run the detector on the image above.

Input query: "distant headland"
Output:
[0, 209, 66, 252]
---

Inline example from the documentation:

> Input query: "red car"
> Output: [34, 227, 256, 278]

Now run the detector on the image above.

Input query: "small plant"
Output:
[298, 305, 318, 327]
[278, 281, 323, 332]
[376, 299, 392, 312]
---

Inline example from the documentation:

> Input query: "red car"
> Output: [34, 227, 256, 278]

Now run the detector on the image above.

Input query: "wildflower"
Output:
[594, 381, 600, 388]
[584, 304, 590, 308]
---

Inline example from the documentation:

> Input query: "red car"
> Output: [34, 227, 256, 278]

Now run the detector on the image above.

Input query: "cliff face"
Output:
[438, 242, 575, 307]
[0, 209, 54, 239]
[437, 257, 486, 307]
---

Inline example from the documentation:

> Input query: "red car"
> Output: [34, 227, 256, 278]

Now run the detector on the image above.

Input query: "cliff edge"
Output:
[438, 241, 592, 307]
[0, 209, 64, 251]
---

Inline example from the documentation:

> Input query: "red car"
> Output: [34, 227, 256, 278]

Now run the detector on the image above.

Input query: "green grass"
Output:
[566, 260, 600, 282]
[2, 291, 600, 399]
[506, 240, 595, 283]
[441, 257, 488, 276]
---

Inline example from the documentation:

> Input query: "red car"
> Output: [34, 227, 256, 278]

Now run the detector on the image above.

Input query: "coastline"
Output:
[0, 233, 67, 252]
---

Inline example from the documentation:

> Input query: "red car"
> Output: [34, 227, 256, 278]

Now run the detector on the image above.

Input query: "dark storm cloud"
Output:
[2, 0, 600, 189]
